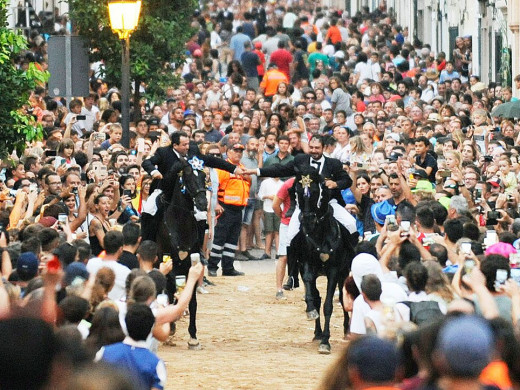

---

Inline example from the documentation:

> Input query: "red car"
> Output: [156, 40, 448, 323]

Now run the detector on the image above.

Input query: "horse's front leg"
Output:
[302, 261, 319, 321]
[319, 266, 339, 354]
[187, 283, 200, 350]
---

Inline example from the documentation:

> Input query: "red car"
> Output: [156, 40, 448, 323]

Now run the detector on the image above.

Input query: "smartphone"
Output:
[461, 242, 472, 256]
[58, 213, 67, 227]
[439, 170, 451, 178]
[76, 115, 87, 120]
[29, 183, 38, 192]
[190, 253, 200, 266]
[495, 269, 508, 290]
[123, 189, 132, 198]
[45, 150, 57, 157]
[400, 220, 410, 237]
[96, 132, 106, 141]
[137, 138, 145, 153]
[386, 215, 398, 231]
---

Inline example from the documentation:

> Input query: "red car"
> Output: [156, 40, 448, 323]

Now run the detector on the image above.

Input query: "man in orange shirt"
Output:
[208, 144, 251, 276]
[325, 18, 342, 45]
[259, 63, 289, 97]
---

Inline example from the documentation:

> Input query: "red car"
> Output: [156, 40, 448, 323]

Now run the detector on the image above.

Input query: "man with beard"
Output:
[237, 137, 261, 260]
[262, 132, 278, 163]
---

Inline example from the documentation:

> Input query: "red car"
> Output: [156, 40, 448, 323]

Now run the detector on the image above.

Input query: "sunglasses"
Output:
[232, 149, 244, 152]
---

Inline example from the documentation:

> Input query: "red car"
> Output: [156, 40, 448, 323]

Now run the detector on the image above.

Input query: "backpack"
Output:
[401, 300, 443, 326]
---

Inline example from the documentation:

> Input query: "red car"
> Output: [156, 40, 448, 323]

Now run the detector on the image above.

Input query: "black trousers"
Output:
[208, 203, 243, 272]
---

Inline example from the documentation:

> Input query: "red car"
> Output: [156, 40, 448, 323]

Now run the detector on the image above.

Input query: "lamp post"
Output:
[108, 0, 142, 149]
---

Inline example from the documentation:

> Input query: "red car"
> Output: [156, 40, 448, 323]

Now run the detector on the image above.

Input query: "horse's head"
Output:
[182, 157, 208, 212]
[294, 165, 325, 232]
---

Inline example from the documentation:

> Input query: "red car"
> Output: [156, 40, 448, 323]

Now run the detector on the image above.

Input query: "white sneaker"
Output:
[197, 286, 209, 294]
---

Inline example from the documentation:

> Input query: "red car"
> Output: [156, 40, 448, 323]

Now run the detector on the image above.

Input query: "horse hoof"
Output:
[188, 338, 201, 350]
[306, 309, 319, 321]
[312, 335, 323, 343]
[318, 344, 331, 354]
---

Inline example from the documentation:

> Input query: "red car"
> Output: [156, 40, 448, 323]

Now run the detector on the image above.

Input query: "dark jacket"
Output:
[259, 153, 352, 206]
[142, 142, 236, 192]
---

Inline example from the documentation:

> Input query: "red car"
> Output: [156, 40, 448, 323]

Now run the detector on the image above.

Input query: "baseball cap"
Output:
[254, 41, 262, 49]
[39, 216, 57, 228]
[412, 179, 435, 193]
[184, 109, 196, 118]
[435, 315, 493, 378]
[487, 177, 501, 188]
[17, 252, 39, 281]
[485, 242, 517, 258]
[349, 336, 401, 383]
[147, 117, 160, 126]
[411, 169, 428, 179]
[64, 262, 90, 286]
[388, 151, 403, 161]
[303, 114, 314, 120]
[333, 51, 345, 59]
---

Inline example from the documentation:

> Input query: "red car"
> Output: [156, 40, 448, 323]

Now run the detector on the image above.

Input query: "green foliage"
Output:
[0, 0, 48, 159]
[68, 0, 197, 103]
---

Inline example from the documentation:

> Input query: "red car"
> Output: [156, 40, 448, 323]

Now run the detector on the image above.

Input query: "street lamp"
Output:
[108, 0, 142, 148]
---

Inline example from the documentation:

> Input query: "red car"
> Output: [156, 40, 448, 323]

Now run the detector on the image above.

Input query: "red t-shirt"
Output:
[276, 177, 295, 225]
[270, 49, 293, 81]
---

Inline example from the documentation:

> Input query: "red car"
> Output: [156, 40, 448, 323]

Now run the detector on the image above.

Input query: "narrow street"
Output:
[159, 256, 345, 389]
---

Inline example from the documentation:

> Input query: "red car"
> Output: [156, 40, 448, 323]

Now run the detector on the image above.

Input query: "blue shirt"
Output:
[230, 33, 251, 61]
[97, 339, 166, 390]
[241, 51, 260, 77]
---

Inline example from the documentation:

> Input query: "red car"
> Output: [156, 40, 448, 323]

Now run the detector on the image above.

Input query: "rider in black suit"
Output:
[245, 134, 357, 241]
[141, 131, 243, 241]
[142, 131, 239, 192]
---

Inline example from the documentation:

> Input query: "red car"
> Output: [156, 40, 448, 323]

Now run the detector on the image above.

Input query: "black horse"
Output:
[156, 156, 208, 349]
[290, 166, 356, 354]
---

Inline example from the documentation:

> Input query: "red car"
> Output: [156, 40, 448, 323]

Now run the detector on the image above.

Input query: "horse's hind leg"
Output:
[302, 262, 319, 320]
[187, 284, 200, 350]
[337, 279, 350, 338]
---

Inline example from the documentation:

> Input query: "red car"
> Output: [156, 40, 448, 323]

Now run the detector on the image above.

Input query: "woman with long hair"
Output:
[117, 175, 139, 224]
[88, 194, 111, 257]
[271, 82, 292, 111]
[85, 306, 125, 356]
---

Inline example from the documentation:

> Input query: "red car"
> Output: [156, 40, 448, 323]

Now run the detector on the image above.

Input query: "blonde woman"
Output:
[349, 135, 370, 165]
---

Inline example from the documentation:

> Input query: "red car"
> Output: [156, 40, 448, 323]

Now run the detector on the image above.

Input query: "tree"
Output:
[0, 0, 48, 159]
[68, 0, 197, 104]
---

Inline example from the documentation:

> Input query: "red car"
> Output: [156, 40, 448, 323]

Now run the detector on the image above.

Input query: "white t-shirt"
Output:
[86, 257, 130, 301]
[257, 178, 284, 213]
